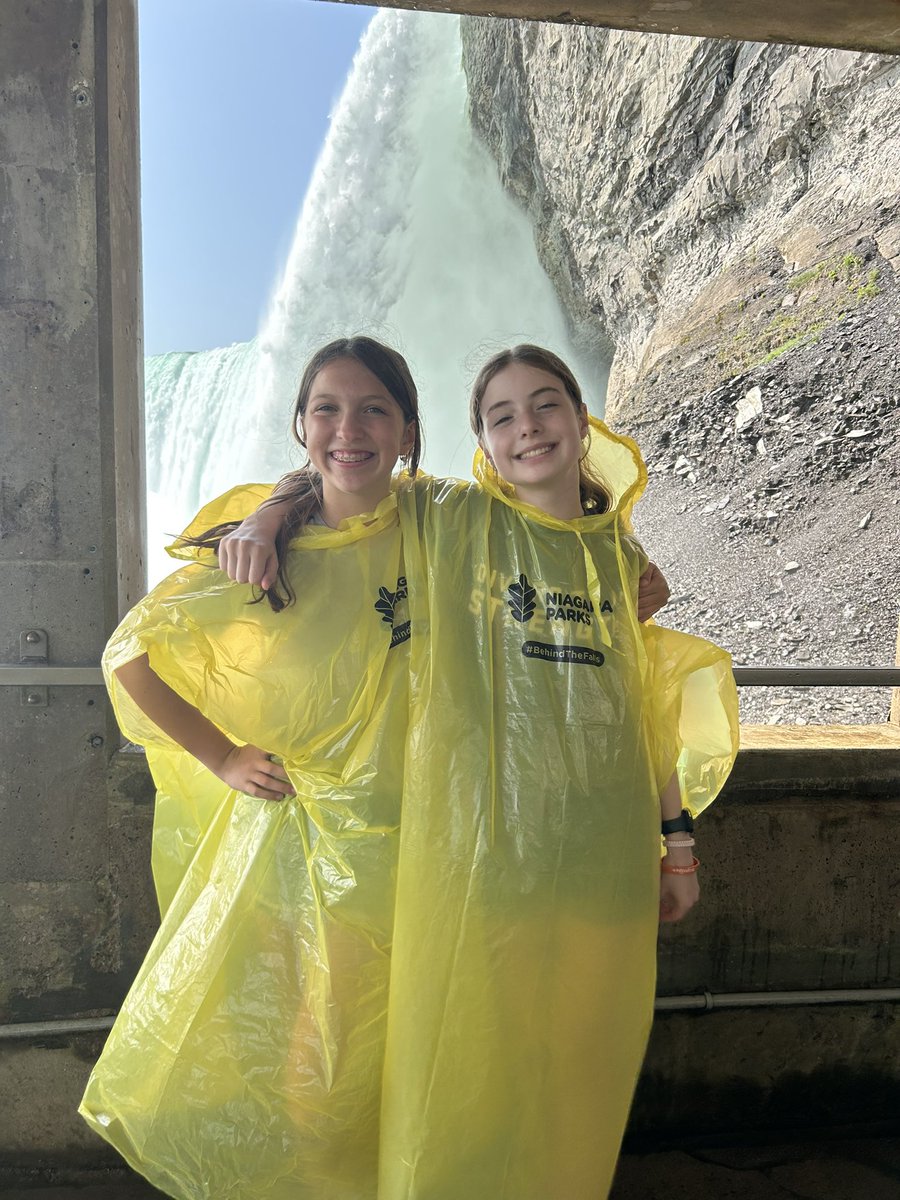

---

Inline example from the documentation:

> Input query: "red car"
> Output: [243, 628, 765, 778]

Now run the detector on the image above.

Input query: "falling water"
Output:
[145, 10, 610, 582]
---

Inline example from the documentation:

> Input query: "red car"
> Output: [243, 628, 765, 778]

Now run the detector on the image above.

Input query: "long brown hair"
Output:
[469, 344, 611, 514]
[179, 337, 423, 610]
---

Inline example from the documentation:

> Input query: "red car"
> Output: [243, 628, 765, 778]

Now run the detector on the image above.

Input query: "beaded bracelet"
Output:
[663, 837, 695, 848]
[660, 856, 700, 876]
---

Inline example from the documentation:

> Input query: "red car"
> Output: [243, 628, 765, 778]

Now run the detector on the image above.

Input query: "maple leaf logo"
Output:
[507, 574, 537, 623]
[374, 586, 396, 625]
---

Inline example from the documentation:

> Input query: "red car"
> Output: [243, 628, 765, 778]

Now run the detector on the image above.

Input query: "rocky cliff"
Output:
[461, 19, 900, 723]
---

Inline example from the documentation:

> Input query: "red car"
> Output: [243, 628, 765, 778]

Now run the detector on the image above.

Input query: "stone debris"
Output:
[735, 385, 764, 431]
[583, 238, 898, 727]
[672, 454, 698, 483]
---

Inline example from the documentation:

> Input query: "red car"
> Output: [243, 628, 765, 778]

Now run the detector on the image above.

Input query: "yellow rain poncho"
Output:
[80, 418, 738, 1200]
[379, 419, 738, 1198]
[80, 490, 411, 1199]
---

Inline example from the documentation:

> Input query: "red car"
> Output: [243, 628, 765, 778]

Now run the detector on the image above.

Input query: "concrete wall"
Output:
[634, 736, 900, 1139]
[332, 0, 900, 54]
[0, 752, 156, 1170]
[1, 744, 897, 1168]
[0, 0, 145, 1042]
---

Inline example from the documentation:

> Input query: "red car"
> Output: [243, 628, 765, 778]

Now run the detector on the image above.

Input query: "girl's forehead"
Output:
[312, 357, 384, 391]
[484, 361, 565, 398]
[309, 358, 400, 408]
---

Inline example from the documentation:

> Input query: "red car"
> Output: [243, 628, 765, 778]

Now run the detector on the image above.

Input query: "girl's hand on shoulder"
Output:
[659, 869, 700, 923]
[638, 561, 670, 622]
[214, 743, 295, 801]
[218, 517, 280, 589]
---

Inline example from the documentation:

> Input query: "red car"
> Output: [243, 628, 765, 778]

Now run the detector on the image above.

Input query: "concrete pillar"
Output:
[0, 0, 145, 1032]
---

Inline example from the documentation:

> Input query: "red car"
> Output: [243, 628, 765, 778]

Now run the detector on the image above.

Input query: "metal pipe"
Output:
[3, 988, 899, 1040]
[0, 666, 105, 685]
[655, 987, 900, 1012]
[4, 668, 898, 689]
[0, 1016, 115, 1041]
[732, 666, 900, 687]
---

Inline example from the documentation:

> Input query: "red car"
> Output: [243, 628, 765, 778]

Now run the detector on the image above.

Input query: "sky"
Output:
[139, 0, 375, 356]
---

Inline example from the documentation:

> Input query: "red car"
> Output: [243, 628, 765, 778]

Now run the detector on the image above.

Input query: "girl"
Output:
[219, 343, 738, 1197]
[80, 339, 425, 1197]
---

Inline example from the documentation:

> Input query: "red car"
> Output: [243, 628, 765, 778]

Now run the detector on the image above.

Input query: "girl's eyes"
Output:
[492, 402, 557, 427]
[310, 404, 389, 416]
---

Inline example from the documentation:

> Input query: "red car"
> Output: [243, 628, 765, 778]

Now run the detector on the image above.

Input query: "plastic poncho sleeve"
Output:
[641, 620, 739, 818]
[103, 481, 276, 748]
[102, 483, 276, 912]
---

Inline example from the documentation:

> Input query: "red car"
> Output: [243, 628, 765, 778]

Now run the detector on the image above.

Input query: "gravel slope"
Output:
[623, 290, 899, 725]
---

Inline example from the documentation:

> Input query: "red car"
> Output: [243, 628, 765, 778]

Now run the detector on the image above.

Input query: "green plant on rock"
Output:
[787, 262, 825, 291]
[760, 322, 825, 364]
[850, 267, 880, 301]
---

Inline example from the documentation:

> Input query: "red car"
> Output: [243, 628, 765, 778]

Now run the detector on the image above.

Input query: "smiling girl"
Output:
[374, 346, 736, 1197]
[80, 339, 426, 1197]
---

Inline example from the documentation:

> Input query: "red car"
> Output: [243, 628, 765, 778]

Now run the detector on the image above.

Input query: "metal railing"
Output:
[1, 666, 899, 688]
[732, 667, 900, 686]
[4, 985, 900, 1041]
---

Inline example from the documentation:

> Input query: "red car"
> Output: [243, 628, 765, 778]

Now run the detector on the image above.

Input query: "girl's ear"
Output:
[478, 437, 495, 468]
[400, 421, 416, 457]
[578, 402, 589, 439]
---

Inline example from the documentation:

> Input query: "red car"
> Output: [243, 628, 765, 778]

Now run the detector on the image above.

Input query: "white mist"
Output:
[145, 11, 610, 582]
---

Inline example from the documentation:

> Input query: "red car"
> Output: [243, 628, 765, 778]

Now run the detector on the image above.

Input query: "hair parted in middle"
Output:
[179, 336, 423, 611]
[469, 344, 611, 515]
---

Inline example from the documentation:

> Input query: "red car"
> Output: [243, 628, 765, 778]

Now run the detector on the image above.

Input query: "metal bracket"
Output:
[0, 630, 104, 706]
[19, 629, 48, 707]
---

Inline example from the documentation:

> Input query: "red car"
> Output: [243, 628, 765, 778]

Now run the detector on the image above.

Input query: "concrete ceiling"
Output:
[329, 0, 900, 54]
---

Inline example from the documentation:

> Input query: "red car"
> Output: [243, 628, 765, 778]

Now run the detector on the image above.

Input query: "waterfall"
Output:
[145, 10, 610, 583]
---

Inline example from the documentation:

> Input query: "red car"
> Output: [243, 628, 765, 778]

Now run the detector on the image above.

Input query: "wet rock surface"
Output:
[461, 20, 900, 724]
[625, 285, 900, 725]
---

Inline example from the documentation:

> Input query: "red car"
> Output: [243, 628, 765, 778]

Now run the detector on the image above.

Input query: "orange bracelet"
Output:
[661, 856, 700, 876]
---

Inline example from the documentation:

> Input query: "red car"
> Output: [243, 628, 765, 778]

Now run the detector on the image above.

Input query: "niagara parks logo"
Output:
[505, 573, 612, 627]
[505, 571, 606, 668]
[374, 576, 410, 648]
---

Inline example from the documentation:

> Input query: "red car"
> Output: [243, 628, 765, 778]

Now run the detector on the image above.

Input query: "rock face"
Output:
[460, 20, 900, 723]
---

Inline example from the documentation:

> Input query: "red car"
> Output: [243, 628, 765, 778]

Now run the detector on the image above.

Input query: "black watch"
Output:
[661, 808, 694, 835]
